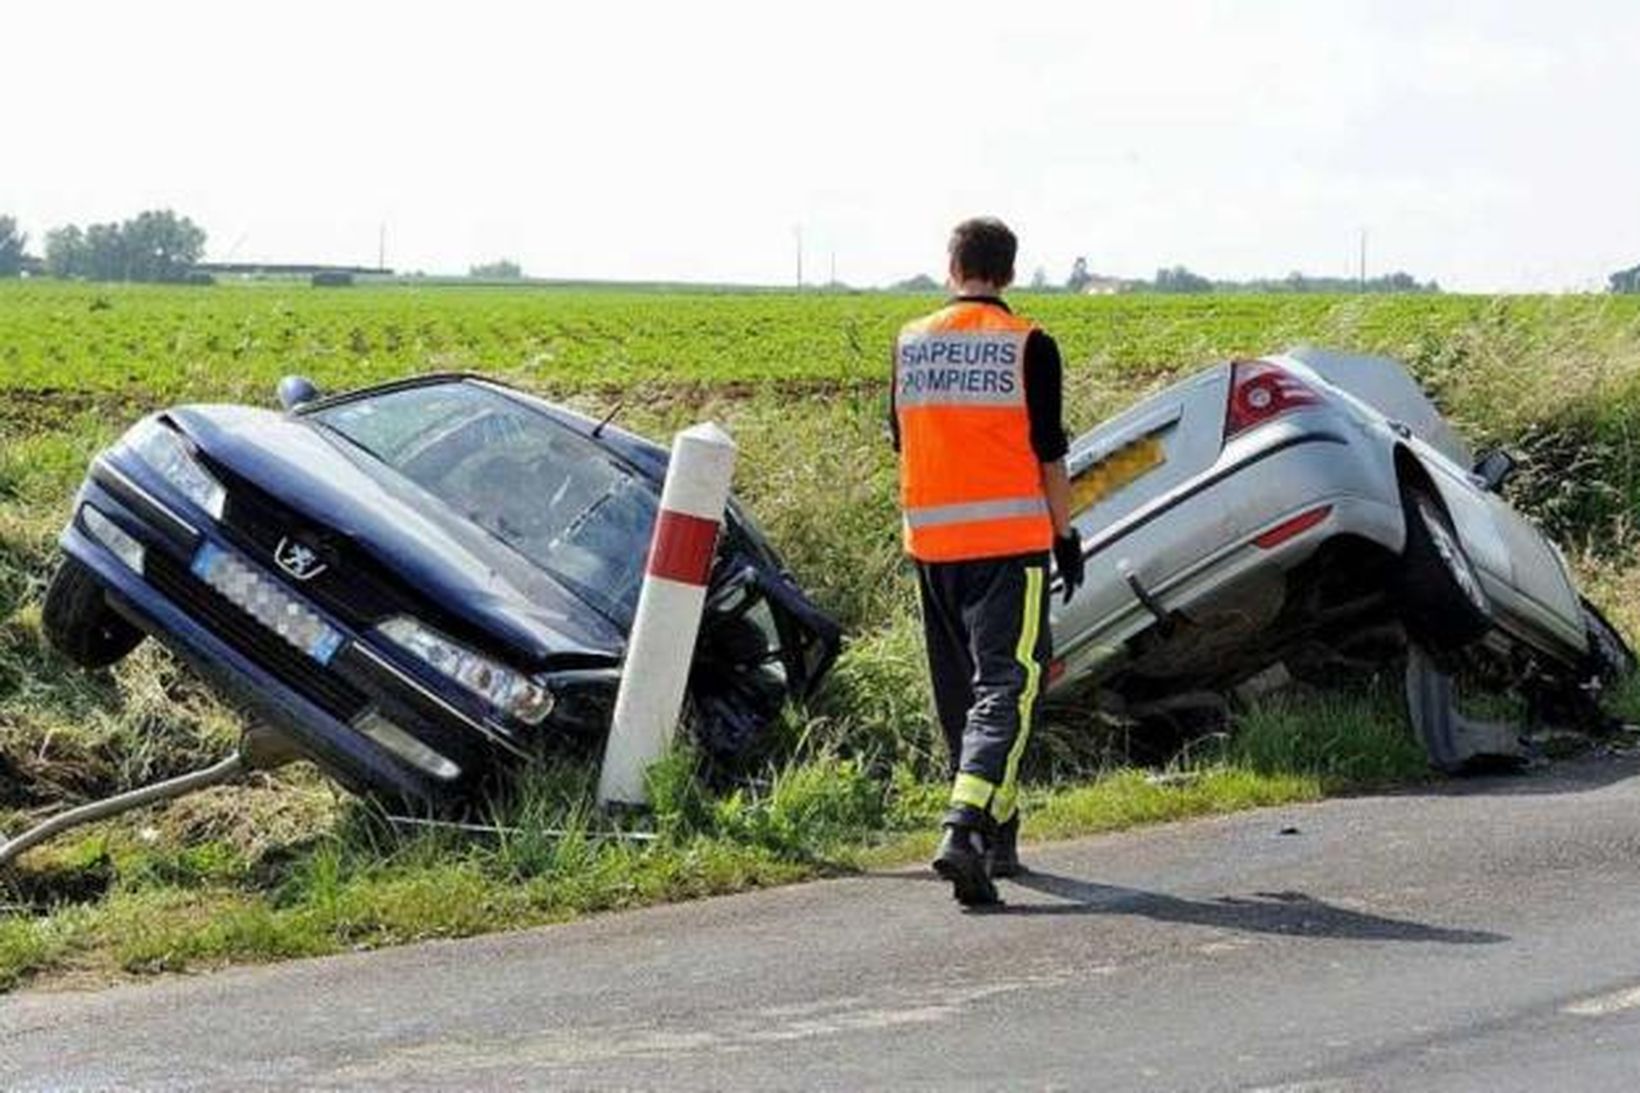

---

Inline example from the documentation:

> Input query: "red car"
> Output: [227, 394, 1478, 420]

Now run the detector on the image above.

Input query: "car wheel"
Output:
[1398, 485, 1491, 652]
[1404, 643, 1526, 774]
[41, 555, 144, 669]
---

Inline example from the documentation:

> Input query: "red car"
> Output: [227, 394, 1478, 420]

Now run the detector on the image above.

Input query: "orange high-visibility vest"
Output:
[895, 300, 1053, 562]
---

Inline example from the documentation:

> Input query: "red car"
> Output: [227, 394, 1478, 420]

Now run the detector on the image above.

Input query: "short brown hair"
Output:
[948, 217, 1017, 287]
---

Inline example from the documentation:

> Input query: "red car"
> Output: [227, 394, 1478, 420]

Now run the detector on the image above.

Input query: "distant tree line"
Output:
[1114, 261, 1439, 294]
[1611, 265, 1640, 294]
[41, 210, 207, 282]
[1151, 266, 1216, 293]
[0, 216, 27, 276]
[890, 273, 941, 292]
[891, 260, 1439, 295]
[1224, 270, 1439, 294]
[469, 259, 523, 279]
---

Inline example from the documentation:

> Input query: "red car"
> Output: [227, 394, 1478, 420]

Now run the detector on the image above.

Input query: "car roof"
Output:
[298, 372, 670, 480]
[294, 370, 489, 414]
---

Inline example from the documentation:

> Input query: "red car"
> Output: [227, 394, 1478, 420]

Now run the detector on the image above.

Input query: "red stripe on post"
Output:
[648, 510, 721, 586]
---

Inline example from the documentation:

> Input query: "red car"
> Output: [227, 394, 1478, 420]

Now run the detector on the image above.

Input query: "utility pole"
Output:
[829, 249, 836, 288]
[1358, 228, 1367, 292]
[794, 225, 803, 290]
[377, 223, 387, 272]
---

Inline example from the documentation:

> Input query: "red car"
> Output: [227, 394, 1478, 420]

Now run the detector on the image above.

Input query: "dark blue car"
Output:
[44, 374, 840, 810]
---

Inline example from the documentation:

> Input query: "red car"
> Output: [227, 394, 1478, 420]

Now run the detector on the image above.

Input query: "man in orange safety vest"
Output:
[891, 217, 1084, 906]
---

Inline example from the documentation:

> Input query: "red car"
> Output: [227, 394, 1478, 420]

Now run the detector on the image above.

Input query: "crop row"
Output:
[7, 283, 1637, 405]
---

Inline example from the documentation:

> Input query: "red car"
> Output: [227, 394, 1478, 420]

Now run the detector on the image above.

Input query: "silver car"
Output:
[1048, 346, 1633, 769]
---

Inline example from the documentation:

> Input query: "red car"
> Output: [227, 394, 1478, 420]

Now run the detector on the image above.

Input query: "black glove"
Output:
[1052, 529, 1085, 604]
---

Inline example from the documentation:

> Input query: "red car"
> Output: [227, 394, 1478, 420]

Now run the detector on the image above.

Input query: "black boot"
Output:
[987, 814, 1024, 878]
[933, 822, 1000, 907]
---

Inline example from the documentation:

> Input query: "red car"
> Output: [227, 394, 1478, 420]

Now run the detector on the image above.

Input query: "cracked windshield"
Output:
[313, 383, 656, 619]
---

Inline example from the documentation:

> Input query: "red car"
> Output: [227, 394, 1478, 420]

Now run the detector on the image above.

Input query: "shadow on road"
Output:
[997, 871, 1507, 944]
[1385, 750, 1640, 799]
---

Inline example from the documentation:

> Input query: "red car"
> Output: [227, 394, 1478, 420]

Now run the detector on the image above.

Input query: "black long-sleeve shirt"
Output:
[888, 295, 1069, 462]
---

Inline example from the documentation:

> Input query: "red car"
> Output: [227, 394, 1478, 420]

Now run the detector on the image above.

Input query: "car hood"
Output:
[167, 403, 628, 666]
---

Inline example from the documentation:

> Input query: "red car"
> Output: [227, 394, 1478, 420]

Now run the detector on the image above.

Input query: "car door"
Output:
[1477, 483, 1585, 651]
[1395, 429, 1582, 650]
[1404, 434, 1516, 592]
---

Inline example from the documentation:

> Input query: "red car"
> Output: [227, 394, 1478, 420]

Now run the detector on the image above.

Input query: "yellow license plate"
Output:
[1070, 435, 1166, 515]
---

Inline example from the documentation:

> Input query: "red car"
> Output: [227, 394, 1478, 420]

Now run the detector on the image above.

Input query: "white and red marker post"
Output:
[597, 422, 739, 808]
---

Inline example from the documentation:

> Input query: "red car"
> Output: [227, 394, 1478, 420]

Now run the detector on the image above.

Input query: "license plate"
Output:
[1070, 435, 1166, 515]
[190, 541, 345, 665]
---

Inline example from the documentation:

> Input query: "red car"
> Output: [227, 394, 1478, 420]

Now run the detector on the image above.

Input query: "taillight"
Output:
[1225, 359, 1323, 439]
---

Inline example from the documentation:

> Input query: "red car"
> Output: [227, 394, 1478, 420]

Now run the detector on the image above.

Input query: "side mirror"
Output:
[1473, 448, 1516, 493]
[277, 375, 322, 411]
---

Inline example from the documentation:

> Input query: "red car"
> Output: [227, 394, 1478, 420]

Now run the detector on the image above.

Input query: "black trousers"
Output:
[915, 551, 1051, 825]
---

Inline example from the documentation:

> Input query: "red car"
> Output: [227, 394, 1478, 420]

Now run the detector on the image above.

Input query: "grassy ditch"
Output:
[3, 289, 1640, 991]
[0, 698, 1409, 992]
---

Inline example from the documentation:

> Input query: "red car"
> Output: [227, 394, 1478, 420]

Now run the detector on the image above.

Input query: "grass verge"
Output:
[0, 678, 1436, 993]
[0, 745, 1312, 990]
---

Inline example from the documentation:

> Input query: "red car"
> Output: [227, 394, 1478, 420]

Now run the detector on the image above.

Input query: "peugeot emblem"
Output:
[274, 537, 327, 581]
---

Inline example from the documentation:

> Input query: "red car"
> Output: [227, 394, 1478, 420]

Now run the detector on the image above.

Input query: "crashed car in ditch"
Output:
[42, 374, 840, 809]
[1045, 346, 1634, 769]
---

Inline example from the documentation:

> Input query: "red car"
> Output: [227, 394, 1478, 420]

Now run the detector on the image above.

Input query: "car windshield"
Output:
[310, 382, 656, 621]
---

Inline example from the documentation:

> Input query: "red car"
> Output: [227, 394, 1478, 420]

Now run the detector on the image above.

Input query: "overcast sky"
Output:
[8, 0, 1637, 291]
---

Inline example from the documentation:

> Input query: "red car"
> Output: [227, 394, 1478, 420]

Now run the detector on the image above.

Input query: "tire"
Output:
[1404, 644, 1526, 774]
[41, 555, 144, 669]
[1397, 485, 1491, 652]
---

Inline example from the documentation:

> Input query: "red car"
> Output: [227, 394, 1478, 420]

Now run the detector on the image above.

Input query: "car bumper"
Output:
[1050, 430, 1404, 688]
[62, 470, 516, 808]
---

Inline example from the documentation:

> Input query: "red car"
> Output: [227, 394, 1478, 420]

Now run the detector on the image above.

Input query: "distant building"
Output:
[1081, 275, 1130, 296]
[891, 273, 941, 293]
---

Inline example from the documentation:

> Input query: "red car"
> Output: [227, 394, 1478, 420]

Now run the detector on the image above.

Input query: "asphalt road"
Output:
[9, 756, 1640, 1091]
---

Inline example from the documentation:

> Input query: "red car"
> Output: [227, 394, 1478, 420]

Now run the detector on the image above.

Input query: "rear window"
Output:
[311, 383, 656, 621]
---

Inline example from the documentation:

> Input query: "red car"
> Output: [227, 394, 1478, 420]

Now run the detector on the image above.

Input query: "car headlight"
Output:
[125, 418, 227, 519]
[377, 616, 555, 725]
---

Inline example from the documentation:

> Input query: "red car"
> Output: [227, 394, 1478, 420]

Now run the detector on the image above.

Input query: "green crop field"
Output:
[4, 280, 1640, 991]
[8, 280, 1635, 396]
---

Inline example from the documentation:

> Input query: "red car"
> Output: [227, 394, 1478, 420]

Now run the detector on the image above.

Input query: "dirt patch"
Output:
[153, 771, 340, 863]
[0, 737, 129, 812]
[0, 849, 115, 910]
[0, 388, 151, 438]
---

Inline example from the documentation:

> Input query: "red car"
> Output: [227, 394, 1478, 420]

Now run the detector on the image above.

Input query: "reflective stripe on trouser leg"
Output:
[991, 565, 1044, 825]
[950, 771, 996, 811]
